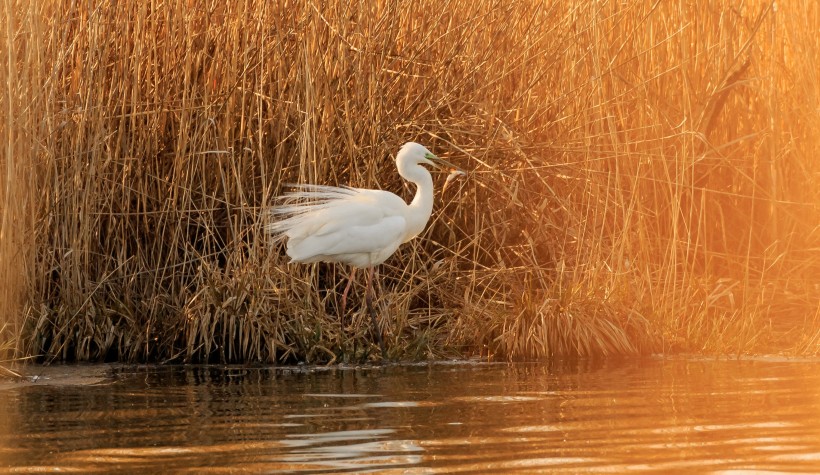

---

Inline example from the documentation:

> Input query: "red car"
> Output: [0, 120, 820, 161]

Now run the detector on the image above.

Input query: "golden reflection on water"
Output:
[1, 358, 820, 473]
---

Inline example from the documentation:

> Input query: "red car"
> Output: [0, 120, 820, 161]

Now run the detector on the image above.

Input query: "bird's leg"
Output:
[339, 267, 357, 322]
[365, 266, 386, 358]
[337, 267, 358, 361]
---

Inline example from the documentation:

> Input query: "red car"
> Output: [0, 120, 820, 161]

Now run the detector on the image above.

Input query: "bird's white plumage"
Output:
[266, 142, 457, 269]
[270, 186, 409, 267]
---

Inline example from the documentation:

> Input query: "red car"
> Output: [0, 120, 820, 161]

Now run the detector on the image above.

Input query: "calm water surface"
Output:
[2, 357, 820, 473]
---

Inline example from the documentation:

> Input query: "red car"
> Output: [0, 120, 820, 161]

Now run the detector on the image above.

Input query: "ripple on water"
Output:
[2, 358, 820, 473]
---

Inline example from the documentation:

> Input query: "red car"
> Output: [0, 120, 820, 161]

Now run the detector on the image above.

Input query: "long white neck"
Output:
[397, 161, 435, 241]
[408, 169, 434, 216]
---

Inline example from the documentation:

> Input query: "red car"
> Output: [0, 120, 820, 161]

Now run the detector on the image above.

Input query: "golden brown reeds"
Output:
[1, 1, 818, 363]
[1, 0, 34, 370]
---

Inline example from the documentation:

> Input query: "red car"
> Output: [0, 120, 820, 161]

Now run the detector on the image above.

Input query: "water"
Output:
[2, 357, 820, 473]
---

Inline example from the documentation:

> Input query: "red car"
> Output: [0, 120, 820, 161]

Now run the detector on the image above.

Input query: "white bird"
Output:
[266, 142, 465, 355]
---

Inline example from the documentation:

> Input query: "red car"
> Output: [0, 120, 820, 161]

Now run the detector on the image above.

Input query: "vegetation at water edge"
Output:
[1, 1, 818, 363]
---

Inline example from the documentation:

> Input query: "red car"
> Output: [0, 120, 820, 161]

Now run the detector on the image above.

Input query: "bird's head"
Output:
[397, 142, 465, 174]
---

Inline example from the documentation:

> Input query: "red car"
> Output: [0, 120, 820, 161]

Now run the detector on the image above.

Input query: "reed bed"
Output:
[1, 1, 817, 363]
[1, 0, 31, 370]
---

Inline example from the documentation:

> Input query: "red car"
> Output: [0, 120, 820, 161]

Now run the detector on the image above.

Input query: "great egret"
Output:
[267, 142, 465, 356]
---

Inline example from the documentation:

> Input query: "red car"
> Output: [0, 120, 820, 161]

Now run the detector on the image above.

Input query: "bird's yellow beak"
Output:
[425, 152, 467, 194]
[425, 152, 466, 175]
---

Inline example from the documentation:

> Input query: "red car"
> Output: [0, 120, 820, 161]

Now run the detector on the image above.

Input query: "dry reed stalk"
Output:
[0, 1, 14, 360]
[2, 0, 818, 363]
[1, 0, 38, 366]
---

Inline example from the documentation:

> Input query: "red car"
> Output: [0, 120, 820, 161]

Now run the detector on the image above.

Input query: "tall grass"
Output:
[1, 0, 32, 367]
[1, 1, 818, 363]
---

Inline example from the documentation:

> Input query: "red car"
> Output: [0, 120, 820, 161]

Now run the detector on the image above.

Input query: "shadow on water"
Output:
[2, 357, 820, 473]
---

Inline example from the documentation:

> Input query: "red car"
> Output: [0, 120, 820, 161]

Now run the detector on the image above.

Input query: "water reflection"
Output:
[1, 358, 820, 473]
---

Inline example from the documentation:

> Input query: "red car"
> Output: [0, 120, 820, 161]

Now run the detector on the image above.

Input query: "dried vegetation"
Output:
[1, 1, 818, 363]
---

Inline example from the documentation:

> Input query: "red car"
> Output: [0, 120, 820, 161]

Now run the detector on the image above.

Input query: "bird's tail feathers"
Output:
[265, 184, 359, 237]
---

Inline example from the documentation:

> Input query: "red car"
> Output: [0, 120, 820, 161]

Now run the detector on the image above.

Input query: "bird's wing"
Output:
[280, 189, 405, 239]
[273, 188, 410, 265]
[286, 214, 407, 266]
